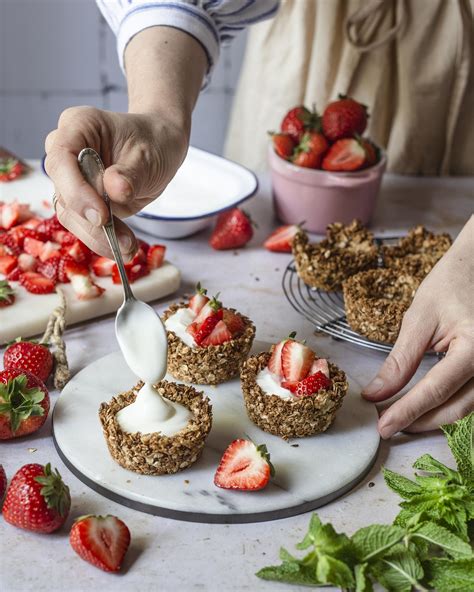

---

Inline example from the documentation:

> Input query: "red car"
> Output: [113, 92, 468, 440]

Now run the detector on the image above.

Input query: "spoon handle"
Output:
[77, 148, 135, 302]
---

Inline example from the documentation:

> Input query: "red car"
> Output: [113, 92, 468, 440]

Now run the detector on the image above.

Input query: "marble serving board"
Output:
[52, 341, 380, 523]
[0, 162, 181, 344]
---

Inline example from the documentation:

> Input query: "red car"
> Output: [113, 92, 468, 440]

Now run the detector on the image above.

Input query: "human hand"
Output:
[362, 217, 474, 438]
[44, 106, 189, 260]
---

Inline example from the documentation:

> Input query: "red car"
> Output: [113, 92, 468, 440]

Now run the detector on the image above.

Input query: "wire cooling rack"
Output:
[282, 237, 402, 354]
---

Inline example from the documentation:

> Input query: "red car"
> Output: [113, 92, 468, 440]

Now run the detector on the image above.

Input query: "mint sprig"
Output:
[256, 413, 474, 591]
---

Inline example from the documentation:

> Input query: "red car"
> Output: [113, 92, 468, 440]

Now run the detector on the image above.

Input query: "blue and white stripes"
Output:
[96, 0, 279, 78]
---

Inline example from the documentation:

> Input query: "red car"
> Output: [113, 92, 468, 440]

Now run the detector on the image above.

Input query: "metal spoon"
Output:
[77, 148, 168, 384]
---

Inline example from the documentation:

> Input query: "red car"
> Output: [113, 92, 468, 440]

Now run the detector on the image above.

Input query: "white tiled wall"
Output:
[0, 0, 247, 158]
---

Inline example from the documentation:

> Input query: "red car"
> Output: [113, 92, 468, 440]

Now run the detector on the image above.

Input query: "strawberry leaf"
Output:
[35, 463, 71, 516]
[0, 374, 45, 433]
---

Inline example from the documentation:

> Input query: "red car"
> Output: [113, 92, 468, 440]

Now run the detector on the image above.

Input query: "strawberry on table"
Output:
[214, 439, 275, 491]
[4, 339, 53, 383]
[20, 271, 56, 294]
[0, 369, 50, 439]
[281, 105, 318, 143]
[188, 282, 209, 314]
[36, 215, 64, 240]
[263, 224, 299, 253]
[39, 240, 61, 262]
[321, 138, 366, 172]
[70, 515, 131, 572]
[66, 240, 92, 264]
[147, 244, 166, 270]
[270, 132, 296, 160]
[2, 463, 70, 533]
[322, 95, 368, 141]
[209, 208, 253, 250]
[281, 337, 315, 382]
[37, 256, 60, 282]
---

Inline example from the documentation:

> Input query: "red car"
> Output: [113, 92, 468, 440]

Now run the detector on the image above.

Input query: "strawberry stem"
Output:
[35, 463, 71, 516]
[0, 374, 45, 433]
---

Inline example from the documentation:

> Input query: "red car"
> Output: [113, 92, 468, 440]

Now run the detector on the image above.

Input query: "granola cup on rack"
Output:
[162, 292, 256, 385]
[241, 350, 348, 440]
[343, 268, 420, 344]
[382, 225, 452, 279]
[99, 381, 212, 476]
[292, 221, 379, 291]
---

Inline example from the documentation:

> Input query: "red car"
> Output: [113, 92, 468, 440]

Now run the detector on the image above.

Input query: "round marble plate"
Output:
[52, 342, 380, 523]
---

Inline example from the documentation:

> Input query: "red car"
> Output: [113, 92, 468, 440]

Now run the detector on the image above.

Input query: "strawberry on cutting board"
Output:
[70, 514, 131, 572]
[2, 463, 70, 533]
[214, 439, 275, 491]
[4, 339, 53, 383]
[209, 208, 253, 250]
[0, 369, 50, 439]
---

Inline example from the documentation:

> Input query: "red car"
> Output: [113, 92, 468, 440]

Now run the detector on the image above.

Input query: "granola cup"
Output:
[382, 226, 452, 279]
[241, 352, 348, 440]
[343, 268, 420, 344]
[292, 221, 379, 291]
[162, 303, 256, 385]
[99, 381, 212, 476]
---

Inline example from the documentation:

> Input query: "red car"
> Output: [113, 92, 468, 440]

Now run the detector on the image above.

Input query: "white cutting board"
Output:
[0, 162, 180, 344]
[53, 341, 380, 523]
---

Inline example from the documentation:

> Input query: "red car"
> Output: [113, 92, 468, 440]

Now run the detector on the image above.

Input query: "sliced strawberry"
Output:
[0, 255, 18, 275]
[23, 237, 45, 258]
[214, 439, 274, 491]
[267, 332, 297, 376]
[111, 262, 149, 285]
[65, 240, 91, 264]
[92, 257, 115, 277]
[19, 272, 56, 295]
[321, 138, 366, 172]
[1, 203, 20, 230]
[6, 267, 21, 282]
[222, 309, 245, 335]
[263, 225, 299, 253]
[70, 515, 131, 573]
[281, 380, 298, 392]
[147, 244, 166, 270]
[281, 339, 314, 382]
[194, 309, 224, 346]
[37, 256, 60, 282]
[185, 322, 199, 341]
[201, 319, 233, 347]
[18, 253, 38, 272]
[62, 258, 89, 281]
[0, 233, 21, 256]
[194, 295, 222, 325]
[36, 215, 64, 240]
[70, 274, 105, 300]
[39, 241, 61, 262]
[309, 358, 330, 378]
[294, 371, 331, 397]
[188, 283, 209, 314]
[52, 229, 76, 246]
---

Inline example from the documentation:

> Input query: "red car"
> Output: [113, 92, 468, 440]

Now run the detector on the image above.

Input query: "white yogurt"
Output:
[115, 299, 192, 436]
[256, 368, 294, 400]
[164, 307, 197, 347]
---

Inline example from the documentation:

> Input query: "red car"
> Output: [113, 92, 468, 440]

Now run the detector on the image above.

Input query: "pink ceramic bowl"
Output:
[268, 145, 387, 233]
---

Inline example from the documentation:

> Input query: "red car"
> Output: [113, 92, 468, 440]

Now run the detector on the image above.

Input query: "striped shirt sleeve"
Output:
[96, 0, 279, 79]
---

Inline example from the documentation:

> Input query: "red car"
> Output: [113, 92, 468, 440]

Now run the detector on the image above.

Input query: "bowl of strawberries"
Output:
[268, 96, 386, 233]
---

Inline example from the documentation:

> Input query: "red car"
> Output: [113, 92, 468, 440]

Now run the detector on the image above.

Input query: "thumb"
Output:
[103, 163, 136, 205]
[362, 309, 434, 401]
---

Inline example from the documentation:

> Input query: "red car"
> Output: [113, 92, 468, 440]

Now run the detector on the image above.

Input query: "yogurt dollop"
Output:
[164, 307, 196, 347]
[115, 299, 192, 436]
[256, 368, 293, 400]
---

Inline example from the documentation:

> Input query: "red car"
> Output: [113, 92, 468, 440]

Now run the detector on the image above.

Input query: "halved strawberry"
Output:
[188, 282, 209, 314]
[214, 439, 275, 491]
[0, 255, 18, 275]
[281, 339, 314, 382]
[147, 244, 166, 270]
[20, 271, 56, 295]
[194, 295, 222, 326]
[70, 515, 131, 573]
[194, 309, 224, 346]
[200, 319, 232, 347]
[70, 275, 105, 300]
[263, 225, 299, 253]
[267, 332, 297, 376]
[294, 371, 331, 397]
[309, 358, 330, 378]
[18, 253, 37, 272]
[92, 257, 115, 277]
[321, 138, 366, 172]
[23, 237, 45, 258]
[222, 309, 245, 335]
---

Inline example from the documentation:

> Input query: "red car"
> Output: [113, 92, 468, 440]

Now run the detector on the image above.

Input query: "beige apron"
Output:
[224, 0, 474, 175]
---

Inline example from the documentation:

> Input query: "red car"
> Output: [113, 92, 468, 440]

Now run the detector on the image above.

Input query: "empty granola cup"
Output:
[268, 145, 387, 233]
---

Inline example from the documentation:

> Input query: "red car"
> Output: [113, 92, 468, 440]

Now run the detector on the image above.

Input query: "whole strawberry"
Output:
[70, 515, 131, 572]
[3, 463, 71, 533]
[270, 132, 296, 160]
[292, 131, 328, 169]
[322, 95, 368, 141]
[0, 464, 7, 503]
[0, 369, 50, 439]
[281, 106, 318, 142]
[4, 338, 53, 383]
[209, 208, 253, 250]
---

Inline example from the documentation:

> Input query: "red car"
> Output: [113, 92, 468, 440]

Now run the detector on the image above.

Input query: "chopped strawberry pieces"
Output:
[6, 267, 22, 282]
[147, 244, 166, 269]
[65, 240, 92, 264]
[70, 274, 105, 300]
[111, 261, 149, 285]
[1, 203, 20, 229]
[37, 256, 60, 282]
[309, 358, 330, 378]
[20, 271, 56, 294]
[92, 257, 115, 277]
[0, 255, 18, 275]
[18, 253, 38, 272]
[35, 215, 64, 240]
[62, 258, 89, 281]
[39, 241, 61, 262]
[23, 237, 44, 258]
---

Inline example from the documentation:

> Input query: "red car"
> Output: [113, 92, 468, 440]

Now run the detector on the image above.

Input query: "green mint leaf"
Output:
[296, 513, 322, 550]
[371, 550, 426, 592]
[383, 468, 422, 499]
[355, 563, 373, 592]
[441, 413, 474, 484]
[296, 513, 353, 559]
[316, 554, 355, 589]
[412, 521, 473, 559]
[279, 547, 298, 564]
[351, 524, 405, 562]
[424, 557, 474, 592]
[413, 453, 461, 482]
[256, 562, 319, 586]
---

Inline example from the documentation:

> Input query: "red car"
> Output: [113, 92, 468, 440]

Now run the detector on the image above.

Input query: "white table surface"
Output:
[1, 163, 473, 592]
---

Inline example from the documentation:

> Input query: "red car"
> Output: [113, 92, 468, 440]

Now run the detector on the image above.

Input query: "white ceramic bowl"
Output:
[128, 147, 258, 239]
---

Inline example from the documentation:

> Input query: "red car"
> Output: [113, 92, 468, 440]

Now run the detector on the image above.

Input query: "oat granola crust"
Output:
[343, 268, 420, 344]
[292, 221, 379, 291]
[99, 380, 212, 476]
[162, 303, 256, 385]
[240, 352, 348, 440]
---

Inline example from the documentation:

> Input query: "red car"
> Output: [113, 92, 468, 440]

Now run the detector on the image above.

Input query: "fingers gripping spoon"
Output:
[77, 148, 168, 386]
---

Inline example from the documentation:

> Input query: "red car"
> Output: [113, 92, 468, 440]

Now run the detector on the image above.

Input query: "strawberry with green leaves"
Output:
[188, 282, 209, 314]
[209, 208, 253, 250]
[4, 338, 53, 383]
[2, 463, 70, 533]
[0, 159, 24, 183]
[292, 131, 328, 169]
[0, 279, 15, 307]
[70, 515, 131, 572]
[0, 369, 50, 439]
[214, 439, 275, 491]
[281, 106, 319, 142]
